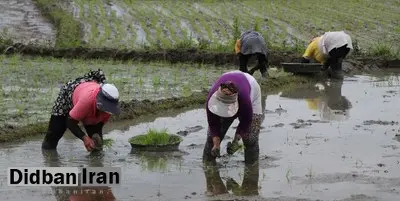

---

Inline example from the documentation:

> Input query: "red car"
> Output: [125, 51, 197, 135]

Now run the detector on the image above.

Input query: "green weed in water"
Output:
[129, 128, 182, 146]
[103, 138, 114, 149]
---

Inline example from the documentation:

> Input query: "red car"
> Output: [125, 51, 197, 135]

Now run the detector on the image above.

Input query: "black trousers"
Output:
[325, 45, 351, 71]
[42, 115, 104, 150]
[238, 53, 268, 75]
[202, 114, 263, 165]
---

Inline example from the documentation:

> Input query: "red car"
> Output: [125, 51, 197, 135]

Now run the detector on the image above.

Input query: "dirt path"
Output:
[0, 0, 56, 47]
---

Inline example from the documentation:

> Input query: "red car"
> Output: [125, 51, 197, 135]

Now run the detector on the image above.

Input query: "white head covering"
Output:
[208, 87, 239, 118]
[318, 31, 353, 55]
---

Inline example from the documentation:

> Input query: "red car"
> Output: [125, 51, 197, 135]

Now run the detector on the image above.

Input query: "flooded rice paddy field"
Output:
[0, 0, 56, 46]
[0, 55, 232, 126]
[1, 0, 398, 53]
[67, 0, 398, 51]
[1, 72, 400, 201]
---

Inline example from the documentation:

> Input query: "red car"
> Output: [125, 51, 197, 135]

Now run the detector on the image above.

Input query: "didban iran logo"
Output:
[7, 167, 121, 187]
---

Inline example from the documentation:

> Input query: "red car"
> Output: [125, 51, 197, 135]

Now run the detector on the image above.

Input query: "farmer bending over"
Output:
[301, 31, 353, 79]
[235, 30, 269, 78]
[203, 70, 264, 165]
[41, 69, 120, 152]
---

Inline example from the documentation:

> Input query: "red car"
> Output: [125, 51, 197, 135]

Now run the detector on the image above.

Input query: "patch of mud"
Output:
[363, 120, 399, 126]
[265, 106, 288, 115]
[217, 155, 280, 169]
[187, 143, 204, 149]
[231, 126, 266, 130]
[0, 0, 56, 46]
[289, 119, 329, 129]
[381, 145, 399, 150]
[386, 90, 398, 94]
[271, 123, 285, 128]
[292, 172, 400, 194]
[177, 125, 204, 136]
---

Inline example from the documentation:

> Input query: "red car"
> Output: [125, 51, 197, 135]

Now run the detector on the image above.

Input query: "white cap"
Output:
[96, 83, 120, 114]
[102, 83, 119, 99]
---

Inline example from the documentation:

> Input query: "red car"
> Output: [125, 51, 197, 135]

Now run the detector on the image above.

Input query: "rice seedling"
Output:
[286, 167, 292, 183]
[128, 128, 182, 146]
[103, 138, 114, 149]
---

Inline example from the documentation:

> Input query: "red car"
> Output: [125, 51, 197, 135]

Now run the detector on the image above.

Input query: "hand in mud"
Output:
[211, 145, 221, 157]
[83, 136, 95, 152]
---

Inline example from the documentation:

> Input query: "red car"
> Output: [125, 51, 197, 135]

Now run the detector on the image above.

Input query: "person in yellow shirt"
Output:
[301, 31, 353, 79]
[235, 30, 269, 78]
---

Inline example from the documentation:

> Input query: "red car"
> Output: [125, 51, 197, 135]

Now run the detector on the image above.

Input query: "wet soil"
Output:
[0, 0, 56, 46]
[1, 72, 400, 201]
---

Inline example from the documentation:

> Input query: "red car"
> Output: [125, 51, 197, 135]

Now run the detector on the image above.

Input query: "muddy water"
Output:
[1, 73, 400, 201]
[0, 0, 56, 46]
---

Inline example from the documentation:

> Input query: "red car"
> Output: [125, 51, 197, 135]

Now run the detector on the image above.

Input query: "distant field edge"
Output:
[1, 44, 399, 71]
[0, 75, 316, 143]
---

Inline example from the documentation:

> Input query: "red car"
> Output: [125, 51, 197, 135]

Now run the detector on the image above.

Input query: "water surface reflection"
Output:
[42, 150, 117, 201]
[281, 79, 352, 121]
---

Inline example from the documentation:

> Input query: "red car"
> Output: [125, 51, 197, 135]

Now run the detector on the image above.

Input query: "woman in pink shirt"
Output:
[42, 69, 120, 152]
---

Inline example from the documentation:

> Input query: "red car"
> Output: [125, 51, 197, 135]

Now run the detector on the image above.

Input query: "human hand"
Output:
[83, 136, 95, 152]
[211, 146, 220, 157]
[211, 136, 221, 157]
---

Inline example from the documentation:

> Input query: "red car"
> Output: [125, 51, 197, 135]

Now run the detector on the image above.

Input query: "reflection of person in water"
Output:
[204, 162, 260, 196]
[41, 150, 117, 201]
[306, 79, 352, 121]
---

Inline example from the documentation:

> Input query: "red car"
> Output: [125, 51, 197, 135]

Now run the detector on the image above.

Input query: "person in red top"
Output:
[42, 69, 120, 152]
